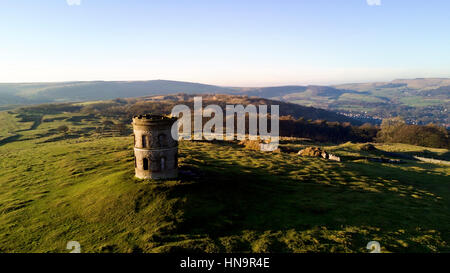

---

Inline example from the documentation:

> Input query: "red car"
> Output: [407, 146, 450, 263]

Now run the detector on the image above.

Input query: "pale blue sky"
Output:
[1, 0, 449, 86]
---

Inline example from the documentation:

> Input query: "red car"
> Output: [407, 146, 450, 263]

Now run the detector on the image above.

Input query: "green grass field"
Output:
[0, 111, 33, 141]
[399, 96, 448, 107]
[338, 93, 386, 103]
[0, 111, 449, 253]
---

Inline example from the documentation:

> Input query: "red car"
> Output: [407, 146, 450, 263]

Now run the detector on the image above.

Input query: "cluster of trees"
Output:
[376, 117, 449, 148]
[80, 94, 360, 124]
[85, 99, 448, 147]
[279, 116, 378, 143]
[78, 98, 372, 143]
[15, 97, 449, 149]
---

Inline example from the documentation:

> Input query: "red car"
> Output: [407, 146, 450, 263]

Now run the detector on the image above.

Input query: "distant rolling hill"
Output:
[1, 78, 448, 106]
[1, 78, 447, 105]
[0, 78, 448, 126]
[0, 80, 236, 105]
[235, 85, 366, 99]
[237, 78, 450, 127]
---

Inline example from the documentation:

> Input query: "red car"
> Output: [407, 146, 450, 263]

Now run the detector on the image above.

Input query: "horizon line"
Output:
[0, 77, 449, 88]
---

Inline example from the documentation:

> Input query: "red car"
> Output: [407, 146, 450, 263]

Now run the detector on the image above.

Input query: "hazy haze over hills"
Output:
[0, 78, 448, 103]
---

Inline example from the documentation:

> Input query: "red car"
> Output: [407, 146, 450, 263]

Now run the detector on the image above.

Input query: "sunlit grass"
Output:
[0, 110, 449, 253]
[0, 111, 33, 140]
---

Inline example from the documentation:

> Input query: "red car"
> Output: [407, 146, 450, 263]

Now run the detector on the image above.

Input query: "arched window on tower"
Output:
[143, 158, 148, 170]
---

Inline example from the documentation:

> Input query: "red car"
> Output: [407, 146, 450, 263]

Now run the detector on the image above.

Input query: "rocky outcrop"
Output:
[298, 147, 342, 162]
[298, 147, 323, 157]
[328, 154, 341, 162]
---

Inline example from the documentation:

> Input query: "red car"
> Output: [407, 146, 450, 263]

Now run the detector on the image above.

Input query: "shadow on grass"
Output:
[0, 134, 22, 146]
[153, 143, 449, 252]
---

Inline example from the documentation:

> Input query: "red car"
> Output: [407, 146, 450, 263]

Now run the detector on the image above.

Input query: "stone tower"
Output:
[132, 114, 178, 180]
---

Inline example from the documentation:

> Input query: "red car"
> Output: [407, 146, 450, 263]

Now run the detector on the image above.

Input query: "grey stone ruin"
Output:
[132, 114, 178, 179]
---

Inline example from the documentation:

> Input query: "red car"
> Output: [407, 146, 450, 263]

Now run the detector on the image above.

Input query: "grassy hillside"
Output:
[0, 111, 33, 141]
[0, 110, 449, 253]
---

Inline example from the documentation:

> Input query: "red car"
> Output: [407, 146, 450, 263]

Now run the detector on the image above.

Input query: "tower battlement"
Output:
[132, 114, 177, 126]
[132, 114, 177, 121]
